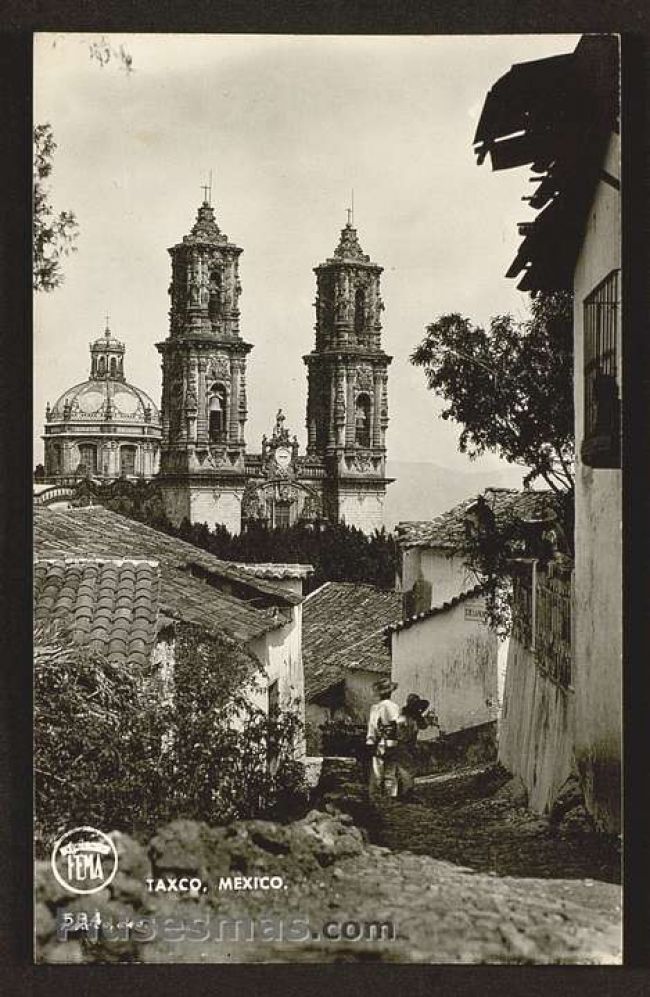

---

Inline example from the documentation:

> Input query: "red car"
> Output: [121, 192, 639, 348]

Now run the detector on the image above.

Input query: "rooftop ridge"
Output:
[386, 583, 489, 634]
[35, 555, 160, 567]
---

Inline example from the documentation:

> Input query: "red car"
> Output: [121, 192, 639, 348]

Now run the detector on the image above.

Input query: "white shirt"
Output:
[366, 698, 402, 746]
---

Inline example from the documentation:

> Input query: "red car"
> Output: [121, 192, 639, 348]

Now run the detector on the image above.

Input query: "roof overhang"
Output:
[474, 34, 619, 292]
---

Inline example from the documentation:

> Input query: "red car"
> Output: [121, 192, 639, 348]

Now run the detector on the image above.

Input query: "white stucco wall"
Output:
[391, 594, 498, 738]
[498, 636, 574, 815]
[161, 482, 244, 533]
[249, 603, 306, 756]
[572, 130, 622, 833]
[338, 489, 385, 533]
[402, 548, 475, 610]
[344, 669, 378, 724]
[190, 486, 243, 534]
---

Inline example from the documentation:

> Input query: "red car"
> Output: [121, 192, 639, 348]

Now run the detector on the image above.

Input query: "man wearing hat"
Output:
[365, 678, 402, 799]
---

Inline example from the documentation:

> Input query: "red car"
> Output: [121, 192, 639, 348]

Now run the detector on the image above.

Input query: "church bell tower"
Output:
[304, 213, 393, 531]
[157, 192, 252, 532]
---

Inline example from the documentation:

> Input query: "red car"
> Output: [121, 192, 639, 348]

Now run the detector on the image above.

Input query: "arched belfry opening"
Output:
[355, 393, 371, 447]
[354, 287, 365, 335]
[208, 384, 227, 442]
[208, 267, 223, 326]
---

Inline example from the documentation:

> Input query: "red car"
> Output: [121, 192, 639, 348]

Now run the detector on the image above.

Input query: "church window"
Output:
[110, 357, 117, 378]
[78, 443, 98, 474]
[582, 269, 620, 468]
[273, 500, 291, 529]
[120, 445, 137, 476]
[208, 384, 227, 442]
[355, 394, 371, 448]
[98, 356, 106, 376]
[354, 288, 365, 336]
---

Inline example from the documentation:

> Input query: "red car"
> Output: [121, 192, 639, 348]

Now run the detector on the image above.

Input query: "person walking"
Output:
[365, 678, 402, 800]
[395, 693, 430, 800]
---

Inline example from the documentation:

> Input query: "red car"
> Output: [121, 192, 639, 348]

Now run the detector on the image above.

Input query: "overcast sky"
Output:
[34, 32, 578, 474]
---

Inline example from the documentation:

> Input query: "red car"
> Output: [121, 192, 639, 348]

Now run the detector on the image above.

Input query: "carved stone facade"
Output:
[157, 203, 392, 534]
[303, 219, 393, 531]
[241, 409, 325, 530]
[156, 200, 252, 533]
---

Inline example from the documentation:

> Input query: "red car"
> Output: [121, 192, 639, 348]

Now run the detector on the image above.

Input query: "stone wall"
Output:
[34, 810, 367, 964]
[415, 720, 497, 774]
[160, 483, 191, 527]
[498, 636, 574, 815]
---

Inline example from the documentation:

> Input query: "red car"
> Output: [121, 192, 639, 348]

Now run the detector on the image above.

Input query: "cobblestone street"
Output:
[36, 761, 622, 965]
[370, 763, 621, 883]
[235, 762, 622, 964]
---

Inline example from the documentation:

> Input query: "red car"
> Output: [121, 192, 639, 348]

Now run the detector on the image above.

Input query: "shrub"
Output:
[34, 624, 307, 854]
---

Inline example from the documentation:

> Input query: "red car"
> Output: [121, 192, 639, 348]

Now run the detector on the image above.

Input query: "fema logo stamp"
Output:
[51, 826, 118, 895]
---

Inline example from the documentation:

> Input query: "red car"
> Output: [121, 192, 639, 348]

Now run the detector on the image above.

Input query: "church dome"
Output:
[43, 320, 162, 483]
[48, 320, 160, 426]
[50, 377, 159, 424]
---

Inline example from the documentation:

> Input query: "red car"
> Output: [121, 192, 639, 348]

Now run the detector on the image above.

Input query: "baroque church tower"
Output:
[304, 216, 392, 531]
[157, 196, 252, 532]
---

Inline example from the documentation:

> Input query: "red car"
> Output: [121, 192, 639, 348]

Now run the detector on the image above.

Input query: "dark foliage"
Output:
[411, 292, 574, 498]
[72, 479, 399, 593]
[34, 624, 307, 853]
[171, 518, 399, 593]
[33, 124, 79, 292]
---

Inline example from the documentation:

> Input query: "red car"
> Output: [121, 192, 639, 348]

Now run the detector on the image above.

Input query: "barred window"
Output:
[582, 269, 620, 468]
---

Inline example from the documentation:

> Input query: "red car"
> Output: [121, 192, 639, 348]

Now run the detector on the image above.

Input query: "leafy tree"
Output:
[411, 292, 575, 633]
[34, 623, 306, 852]
[33, 124, 79, 292]
[411, 292, 574, 499]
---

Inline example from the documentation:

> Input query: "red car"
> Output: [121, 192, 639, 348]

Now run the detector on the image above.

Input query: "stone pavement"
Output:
[35, 762, 622, 965]
[370, 763, 621, 884]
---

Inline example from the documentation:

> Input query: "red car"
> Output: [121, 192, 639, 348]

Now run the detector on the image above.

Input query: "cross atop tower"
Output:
[201, 170, 214, 206]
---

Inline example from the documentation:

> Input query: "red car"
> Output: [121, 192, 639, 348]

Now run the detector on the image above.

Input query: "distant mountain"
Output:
[383, 460, 526, 531]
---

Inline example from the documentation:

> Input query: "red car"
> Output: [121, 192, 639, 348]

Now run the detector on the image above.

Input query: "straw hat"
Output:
[373, 678, 398, 697]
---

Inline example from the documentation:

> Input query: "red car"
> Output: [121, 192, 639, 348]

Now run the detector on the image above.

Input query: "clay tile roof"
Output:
[34, 557, 162, 666]
[230, 562, 314, 581]
[395, 487, 558, 550]
[33, 506, 299, 643]
[33, 505, 302, 613]
[302, 582, 402, 702]
[385, 583, 489, 634]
